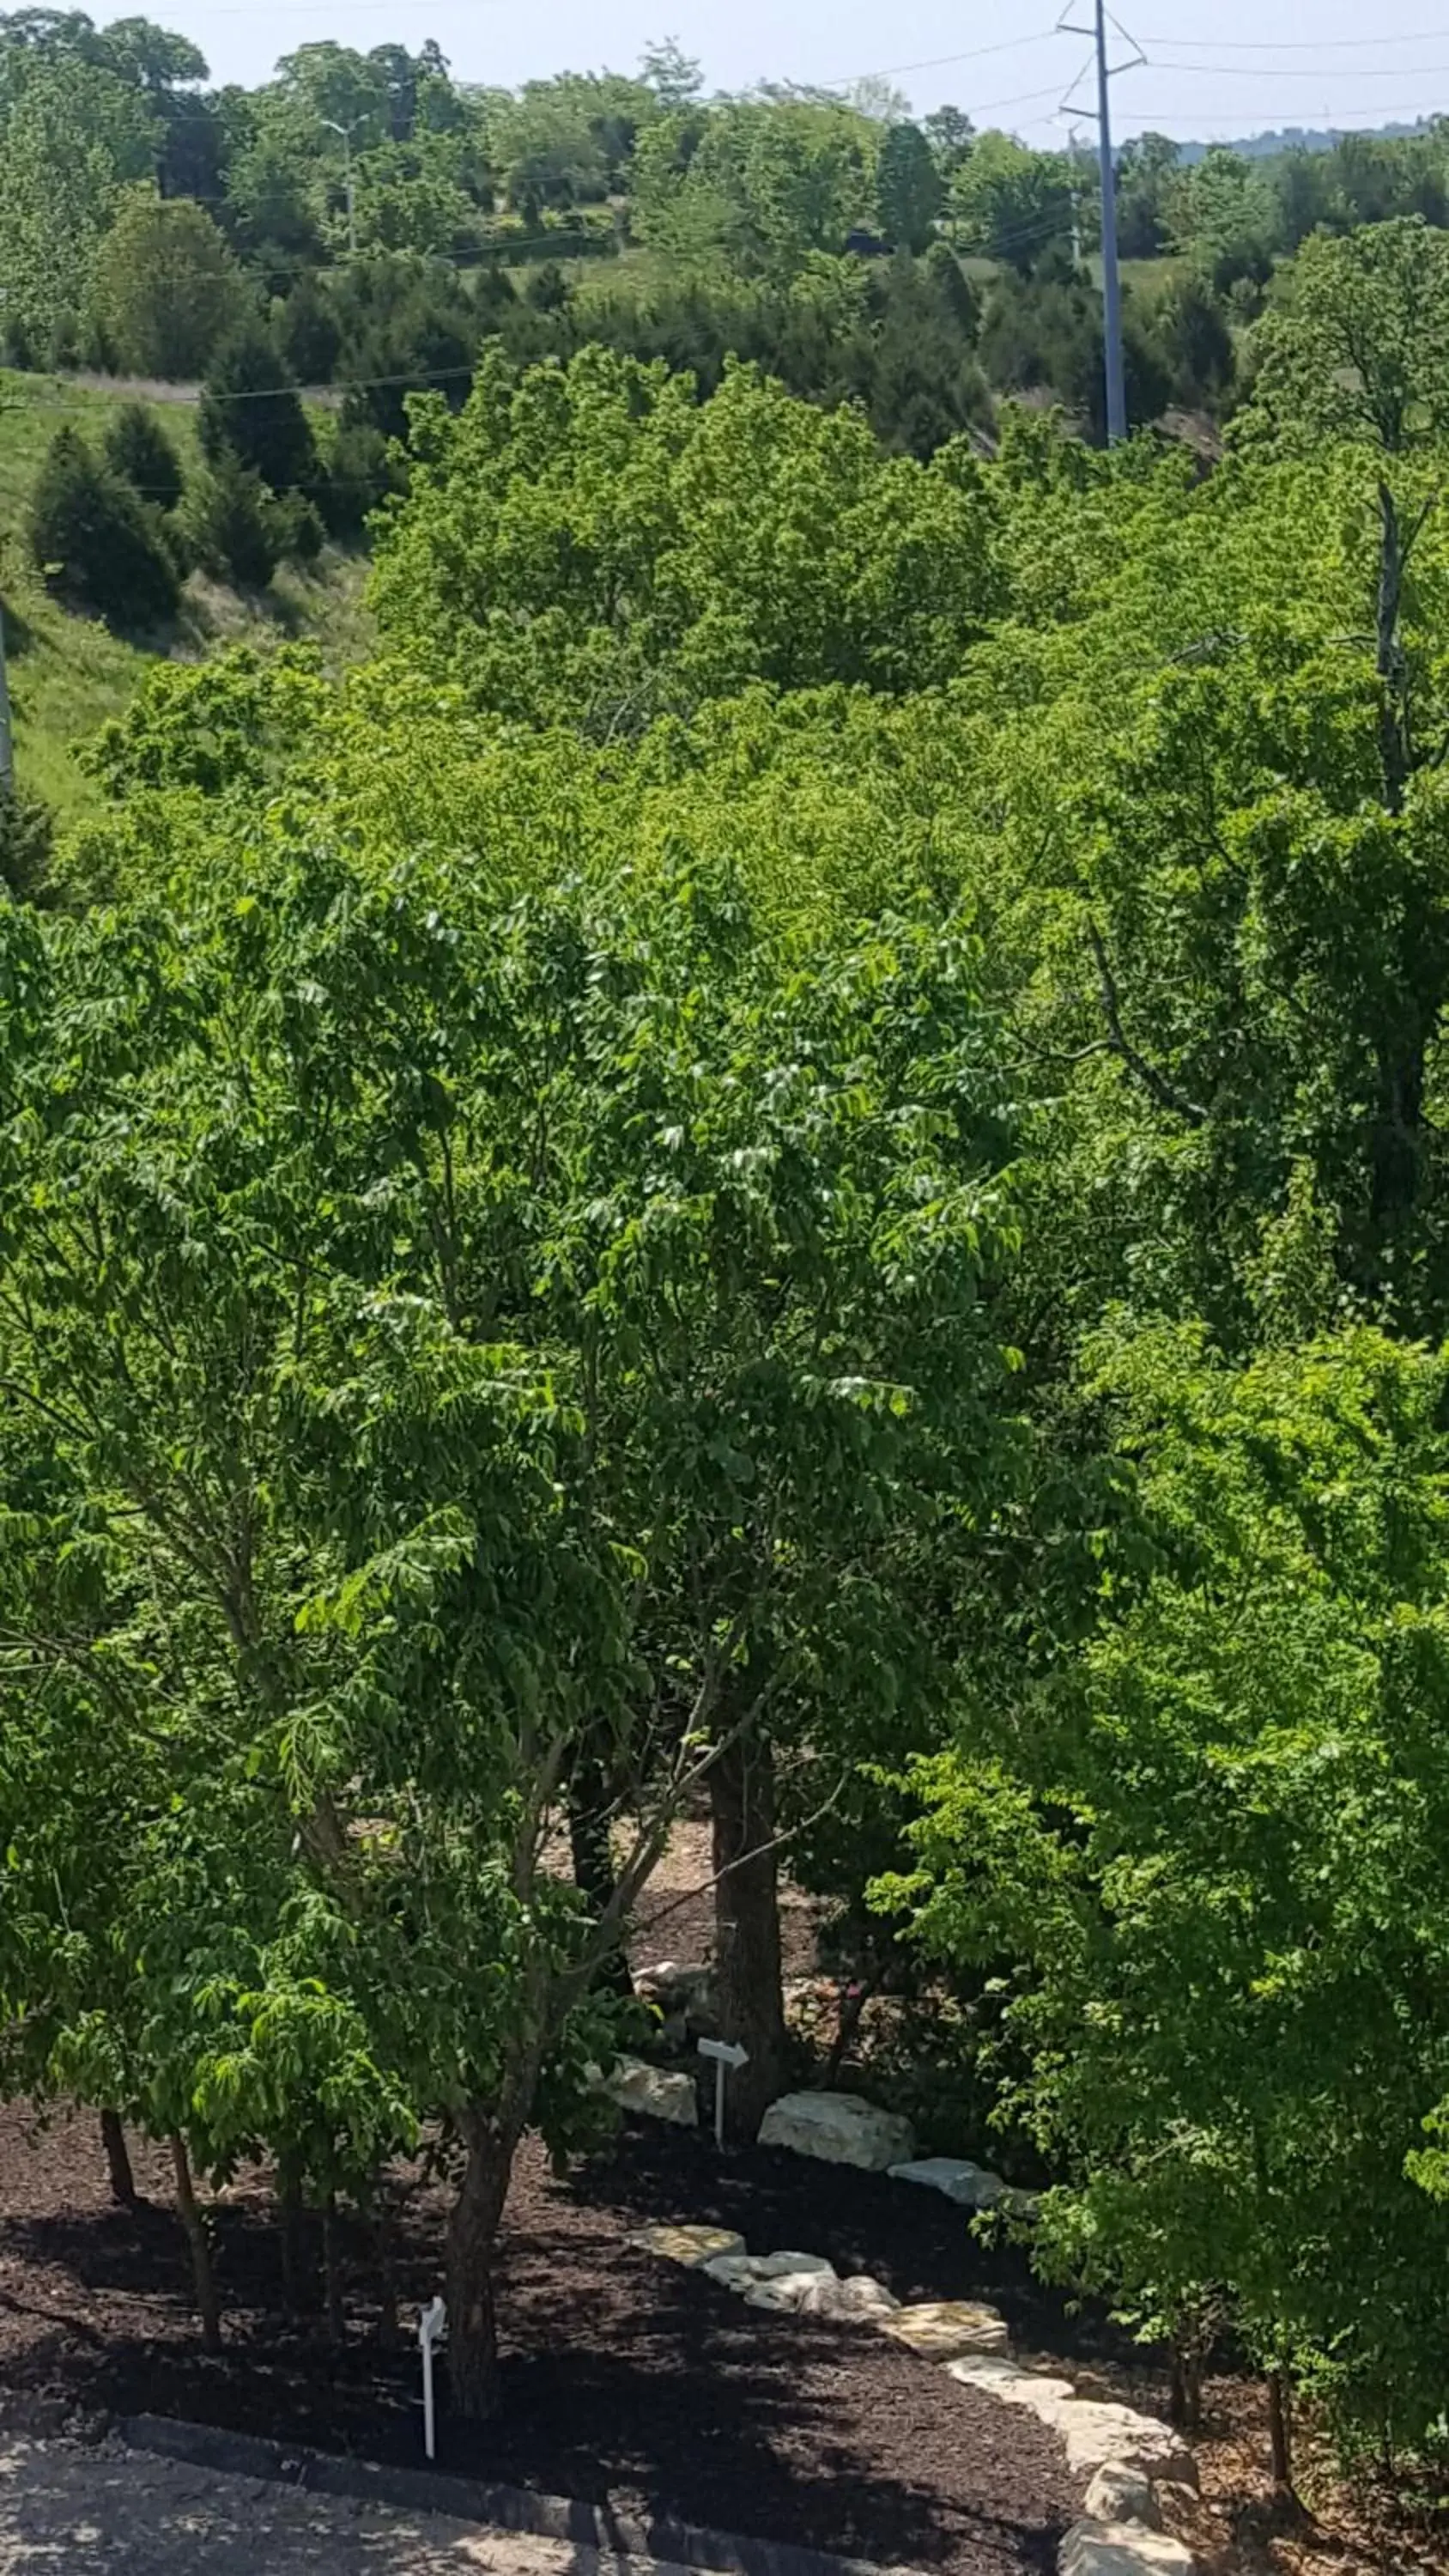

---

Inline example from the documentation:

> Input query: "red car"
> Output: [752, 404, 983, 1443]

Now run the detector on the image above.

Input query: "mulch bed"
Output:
[0, 2103, 1110, 2576]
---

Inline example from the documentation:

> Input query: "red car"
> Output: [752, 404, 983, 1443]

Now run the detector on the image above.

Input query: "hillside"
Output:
[0, 371, 371, 821]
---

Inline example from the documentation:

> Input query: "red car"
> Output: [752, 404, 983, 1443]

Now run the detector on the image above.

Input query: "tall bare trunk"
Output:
[170, 2132, 221, 2353]
[445, 2111, 514, 2421]
[567, 1745, 634, 1998]
[1268, 2368, 1294, 2495]
[709, 1732, 788, 2139]
[277, 2150, 308, 2318]
[100, 2109, 136, 2208]
[323, 2191, 346, 2346]
[1376, 479, 1410, 816]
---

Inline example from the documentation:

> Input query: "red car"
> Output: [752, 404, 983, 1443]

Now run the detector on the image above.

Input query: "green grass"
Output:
[0, 369, 372, 824]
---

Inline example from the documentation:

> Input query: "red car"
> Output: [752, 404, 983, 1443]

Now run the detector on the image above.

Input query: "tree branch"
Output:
[1086, 919, 1208, 1126]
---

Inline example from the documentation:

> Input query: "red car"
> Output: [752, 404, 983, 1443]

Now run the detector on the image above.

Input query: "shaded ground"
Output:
[0, 2430, 692, 2573]
[0, 2106, 1082, 2576]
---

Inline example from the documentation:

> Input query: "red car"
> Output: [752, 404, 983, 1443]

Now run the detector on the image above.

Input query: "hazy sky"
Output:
[92, 0, 1449, 143]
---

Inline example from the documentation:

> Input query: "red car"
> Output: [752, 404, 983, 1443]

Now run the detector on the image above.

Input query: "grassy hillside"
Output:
[0, 371, 373, 823]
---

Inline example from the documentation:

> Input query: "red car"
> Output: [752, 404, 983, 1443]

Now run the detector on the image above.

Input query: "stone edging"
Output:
[0, 2397, 931, 2576]
[627, 2223, 1198, 2576]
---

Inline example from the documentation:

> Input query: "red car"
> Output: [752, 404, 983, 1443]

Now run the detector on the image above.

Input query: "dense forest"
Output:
[6, 5, 1449, 2546]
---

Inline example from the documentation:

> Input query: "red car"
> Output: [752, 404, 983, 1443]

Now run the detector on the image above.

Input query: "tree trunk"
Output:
[1376, 477, 1410, 815]
[1268, 2367, 1294, 2495]
[444, 2112, 514, 2421]
[374, 2196, 399, 2350]
[1169, 2338, 1203, 2433]
[709, 1732, 788, 2139]
[322, 2192, 346, 2346]
[567, 1746, 634, 1998]
[170, 2132, 221, 2354]
[100, 2109, 136, 2208]
[277, 2152, 308, 2318]
[821, 1975, 875, 2091]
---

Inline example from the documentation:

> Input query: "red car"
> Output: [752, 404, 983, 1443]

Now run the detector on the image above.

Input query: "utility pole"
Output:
[1094, 0, 1126, 442]
[1059, 6, 1143, 445]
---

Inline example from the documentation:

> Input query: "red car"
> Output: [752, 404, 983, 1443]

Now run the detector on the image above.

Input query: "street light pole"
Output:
[323, 116, 361, 260]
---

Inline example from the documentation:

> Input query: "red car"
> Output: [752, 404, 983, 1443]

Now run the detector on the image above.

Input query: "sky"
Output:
[90, 0, 1449, 144]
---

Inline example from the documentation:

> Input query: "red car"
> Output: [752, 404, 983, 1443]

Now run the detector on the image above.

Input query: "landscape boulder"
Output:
[796, 2274, 901, 2321]
[758, 2090, 914, 2171]
[744, 2273, 834, 2312]
[882, 2300, 1010, 2359]
[703, 2251, 834, 2290]
[888, 2156, 1010, 2208]
[635, 1960, 718, 2035]
[1060, 2521, 1195, 2576]
[599, 2055, 698, 2126]
[1084, 2466, 1162, 2530]
[627, 2224, 745, 2267]
[1052, 2403, 1198, 2488]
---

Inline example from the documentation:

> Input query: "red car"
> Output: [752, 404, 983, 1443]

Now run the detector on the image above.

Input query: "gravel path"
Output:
[0, 2434, 685, 2575]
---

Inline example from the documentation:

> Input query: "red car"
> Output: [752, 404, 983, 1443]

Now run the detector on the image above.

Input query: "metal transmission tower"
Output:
[1058, 4, 1144, 443]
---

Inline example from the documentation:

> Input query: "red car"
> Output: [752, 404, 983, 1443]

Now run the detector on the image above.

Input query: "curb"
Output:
[108, 2411, 918, 2576]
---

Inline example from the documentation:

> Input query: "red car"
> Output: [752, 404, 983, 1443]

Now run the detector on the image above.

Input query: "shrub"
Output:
[0, 787, 54, 904]
[318, 421, 394, 537]
[102, 404, 185, 514]
[271, 489, 325, 566]
[184, 454, 282, 589]
[28, 427, 180, 629]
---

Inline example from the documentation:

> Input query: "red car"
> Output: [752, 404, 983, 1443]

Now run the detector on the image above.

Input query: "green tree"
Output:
[881, 1325, 1449, 2470]
[102, 398, 185, 511]
[875, 121, 943, 254]
[1167, 143, 1277, 298]
[184, 451, 281, 586]
[370, 344, 1001, 725]
[949, 131, 1073, 273]
[27, 422, 179, 626]
[0, 52, 156, 356]
[199, 319, 318, 495]
[89, 185, 251, 379]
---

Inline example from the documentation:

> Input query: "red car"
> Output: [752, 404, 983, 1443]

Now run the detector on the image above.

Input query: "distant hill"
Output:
[1173, 118, 1438, 165]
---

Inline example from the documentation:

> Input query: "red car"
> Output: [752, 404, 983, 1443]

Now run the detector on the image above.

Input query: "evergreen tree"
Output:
[876, 122, 943, 255]
[102, 402, 185, 514]
[27, 426, 179, 629]
[199, 323, 318, 496]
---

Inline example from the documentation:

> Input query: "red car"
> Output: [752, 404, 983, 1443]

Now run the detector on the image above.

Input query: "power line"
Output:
[1138, 24, 1449, 49]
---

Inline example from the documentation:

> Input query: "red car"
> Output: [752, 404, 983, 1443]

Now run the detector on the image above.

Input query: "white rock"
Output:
[1060, 2519, 1194, 2576]
[994, 2374, 1078, 2417]
[888, 2156, 1010, 2208]
[1053, 2403, 1198, 2489]
[881, 2300, 1011, 2359]
[635, 1960, 718, 2033]
[627, 2224, 746, 2268]
[635, 1959, 708, 2001]
[1084, 2467, 1162, 2530]
[702, 2255, 764, 2289]
[945, 2355, 1032, 2396]
[602, 2055, 698, 2126]
[743, 2274, 832, 2312]
[796, 2274, 901, 2320]
[759, 2091, 915, 2171]
[702, 2251, 835, 2292]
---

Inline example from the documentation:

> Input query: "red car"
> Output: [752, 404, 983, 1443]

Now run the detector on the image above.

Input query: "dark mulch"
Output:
[0, 2104, 1111, 2576]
